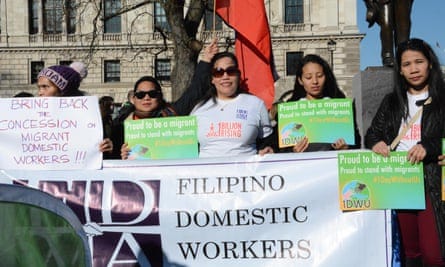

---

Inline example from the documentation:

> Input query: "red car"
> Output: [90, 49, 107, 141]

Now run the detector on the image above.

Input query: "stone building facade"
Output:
[0, 0, 363, 104]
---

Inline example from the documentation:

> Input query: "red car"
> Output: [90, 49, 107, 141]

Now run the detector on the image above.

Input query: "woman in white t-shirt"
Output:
[190, 52, 274, 158]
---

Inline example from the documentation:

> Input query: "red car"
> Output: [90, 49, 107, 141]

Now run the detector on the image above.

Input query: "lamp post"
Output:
[327, 38, 337, 70]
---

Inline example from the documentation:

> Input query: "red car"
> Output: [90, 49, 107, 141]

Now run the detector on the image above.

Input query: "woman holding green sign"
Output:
[190, 51, 274, 157]
[280, 54, 361, 153]
[365, 38, 445, 267]
[113, 40, 219, 160]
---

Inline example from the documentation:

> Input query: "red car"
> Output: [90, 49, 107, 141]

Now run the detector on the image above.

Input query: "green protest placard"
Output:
[124, 116, 198, 160]
[442, 139, 445, 201]
[277, 98, 354, 148]
[338, 151, 424, 211]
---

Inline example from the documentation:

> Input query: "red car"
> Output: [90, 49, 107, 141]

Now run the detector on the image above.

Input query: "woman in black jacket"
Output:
[365, 38, 445, 267]
[109, 40, 218, 159]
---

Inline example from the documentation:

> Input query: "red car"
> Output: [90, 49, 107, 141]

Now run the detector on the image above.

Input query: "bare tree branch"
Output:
[82, 0, 210, 100]
[103, 0, 156, 21]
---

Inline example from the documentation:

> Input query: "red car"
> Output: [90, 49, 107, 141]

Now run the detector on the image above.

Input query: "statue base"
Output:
[352, 66, 394, 148]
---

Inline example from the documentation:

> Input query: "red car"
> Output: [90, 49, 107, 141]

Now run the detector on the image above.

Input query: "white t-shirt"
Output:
[191, 94, 273, 158]
[396, 91, 428, 151]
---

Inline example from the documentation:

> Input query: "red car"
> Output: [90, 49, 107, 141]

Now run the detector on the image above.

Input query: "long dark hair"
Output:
[393, 38, 445, 120]
[196, 52, 246, 108]
[289, 54, 345, 101]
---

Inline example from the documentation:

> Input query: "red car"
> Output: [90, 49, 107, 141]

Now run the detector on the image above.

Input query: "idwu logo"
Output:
[280, 122, 305, 145]
[342, 180, 371, 209]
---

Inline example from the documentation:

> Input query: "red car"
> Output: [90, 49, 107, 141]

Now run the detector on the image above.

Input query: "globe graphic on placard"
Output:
[281, 122, 305, 141]
[342, 180, 370, 200]
[128, 144, 151, 160]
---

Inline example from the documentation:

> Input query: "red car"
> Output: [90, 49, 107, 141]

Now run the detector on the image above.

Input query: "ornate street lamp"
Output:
[327, 39, 337, 69]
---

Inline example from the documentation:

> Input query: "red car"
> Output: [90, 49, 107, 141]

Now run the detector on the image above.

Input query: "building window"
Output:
[66, 0, 77, 34]
[41, 0, 76, 34]
[43, 0, 63, 33]
[59, 60, 73, 66]
[285, 0, 304, 24]
[104, 60, 120, 82]
[204, 0, 223, 31]
[155, 59, 171, 81]
[29, 0, 39, 34]
[154, 2, 170, 31]
[286, 52, 303, 76]
[104, 0, 121, 33]
[31, 61, 45, 84]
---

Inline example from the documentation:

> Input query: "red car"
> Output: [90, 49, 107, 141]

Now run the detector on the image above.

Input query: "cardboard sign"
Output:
[338, 151, 424, 210]
[278, 99, 354, 148]
[124, 116, 198, 160]
[0, 96, 102, 170]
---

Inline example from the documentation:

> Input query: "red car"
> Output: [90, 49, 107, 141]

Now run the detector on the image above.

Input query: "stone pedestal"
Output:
[352, 67, 394, 148]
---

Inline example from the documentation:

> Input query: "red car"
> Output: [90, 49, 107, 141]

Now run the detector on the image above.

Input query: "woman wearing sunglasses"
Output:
[190, 52, 274, 158]
[111, 41, 219, 159]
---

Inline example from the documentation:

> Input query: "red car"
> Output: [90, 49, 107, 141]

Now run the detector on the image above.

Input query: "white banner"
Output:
[0, 152, 390, 267]
[0, 96, 102, 170]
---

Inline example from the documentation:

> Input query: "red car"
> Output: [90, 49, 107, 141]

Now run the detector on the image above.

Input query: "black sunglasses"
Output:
[212, 66, 240, 78]
[134, 90, 160, 99]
